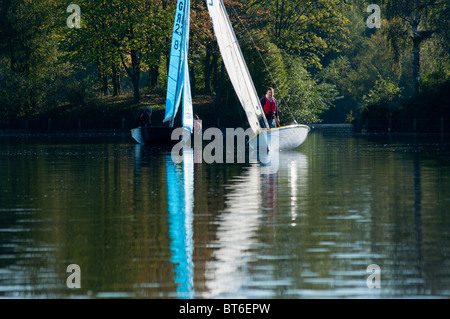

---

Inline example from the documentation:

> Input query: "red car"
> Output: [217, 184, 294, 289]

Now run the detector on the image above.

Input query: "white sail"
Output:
[206, 0, 268, 134]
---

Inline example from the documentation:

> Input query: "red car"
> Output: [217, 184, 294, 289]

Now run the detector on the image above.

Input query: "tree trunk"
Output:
[102, 74, 108, 96]
[112, 65, 121, 96]
[412, 39, 421, 97]
[190, 60, 196, 98]
[132, 78, 140, 104]
[117, 69, 121, 95]
[408, 11, 434, 97]
[147, 65, 159, 91]
[112, 66, 118, 96]
[215, 60, 225, 108]
[121, 50, 141, 104]
[165, 39, 171, 74]
[410, 13, 421, 97]
[97, 58, 108, 96]
[204, 42, 212, 94]
[131, 50, 140, 104]
[212, 51, 218, 93]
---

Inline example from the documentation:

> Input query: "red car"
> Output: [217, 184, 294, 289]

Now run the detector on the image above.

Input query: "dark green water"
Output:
[1, 130, 450, 298]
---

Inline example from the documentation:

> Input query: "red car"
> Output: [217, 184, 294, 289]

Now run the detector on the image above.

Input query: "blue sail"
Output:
[163, 0, 186, 124]
[164, 0, 192, 131]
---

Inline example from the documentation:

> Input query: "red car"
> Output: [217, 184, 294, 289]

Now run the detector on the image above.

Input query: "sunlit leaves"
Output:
[361, 76, 402, 118]
[240, 0, 351, 69]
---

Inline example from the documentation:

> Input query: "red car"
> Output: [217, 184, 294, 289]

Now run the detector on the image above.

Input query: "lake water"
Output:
[1, 128, 450, 298]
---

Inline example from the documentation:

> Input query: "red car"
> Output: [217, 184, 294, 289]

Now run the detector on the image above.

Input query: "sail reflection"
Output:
[261, 151, 309, 226]
[133, 145, 195, 298]
[282, 151, 309, 226]
[205, 151, 308, 298]
[166, 148, 195, 298]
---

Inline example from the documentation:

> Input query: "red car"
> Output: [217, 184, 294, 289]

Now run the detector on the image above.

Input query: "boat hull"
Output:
[248, 124, 310, 151]
[131, 126, 190, 146]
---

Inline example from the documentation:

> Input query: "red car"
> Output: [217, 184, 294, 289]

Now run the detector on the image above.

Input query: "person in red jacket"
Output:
[260, 87, 279, 128]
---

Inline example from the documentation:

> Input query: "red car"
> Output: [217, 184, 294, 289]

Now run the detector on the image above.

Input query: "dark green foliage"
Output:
[400, 80, 450, 119]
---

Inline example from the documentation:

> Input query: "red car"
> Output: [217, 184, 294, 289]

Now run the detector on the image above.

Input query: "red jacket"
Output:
[261, 97, 278, 119]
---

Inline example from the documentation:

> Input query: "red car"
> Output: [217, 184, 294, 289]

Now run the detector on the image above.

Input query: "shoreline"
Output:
[1, 124, 449, 139]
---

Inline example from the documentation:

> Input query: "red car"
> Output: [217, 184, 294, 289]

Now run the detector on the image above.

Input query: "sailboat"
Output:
[205, 0, 310, 151]
[131, 0, 195, 145]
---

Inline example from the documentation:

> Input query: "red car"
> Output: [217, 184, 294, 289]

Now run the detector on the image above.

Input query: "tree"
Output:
[241, 0, 351, 69]
[63, 0, 174, 104]
[319, 3, 402, 122]
[61, 0, 124, 97]
[204, 0, 343, 123]
[0, 0, 61, 119]
[382, 0, 450, 96]
[283, 56, 339, 123]
[361, 76, 402, 119]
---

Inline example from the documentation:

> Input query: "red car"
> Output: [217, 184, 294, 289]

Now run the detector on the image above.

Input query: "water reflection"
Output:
[413, 151, 423, 289]
[134, 145, 195, 298]
[280, 152, 309, 227]
[205, 151, 308, 298]
[134, 145, 310, 298]
[1, 133, 450, 298]
[166, 149, 195, 299]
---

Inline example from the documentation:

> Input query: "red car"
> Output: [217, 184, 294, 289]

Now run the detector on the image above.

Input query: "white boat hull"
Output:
[248, 124, 310, 151]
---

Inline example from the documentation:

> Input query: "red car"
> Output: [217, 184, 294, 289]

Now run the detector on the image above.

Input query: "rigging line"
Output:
[226, 0, 298, 123]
